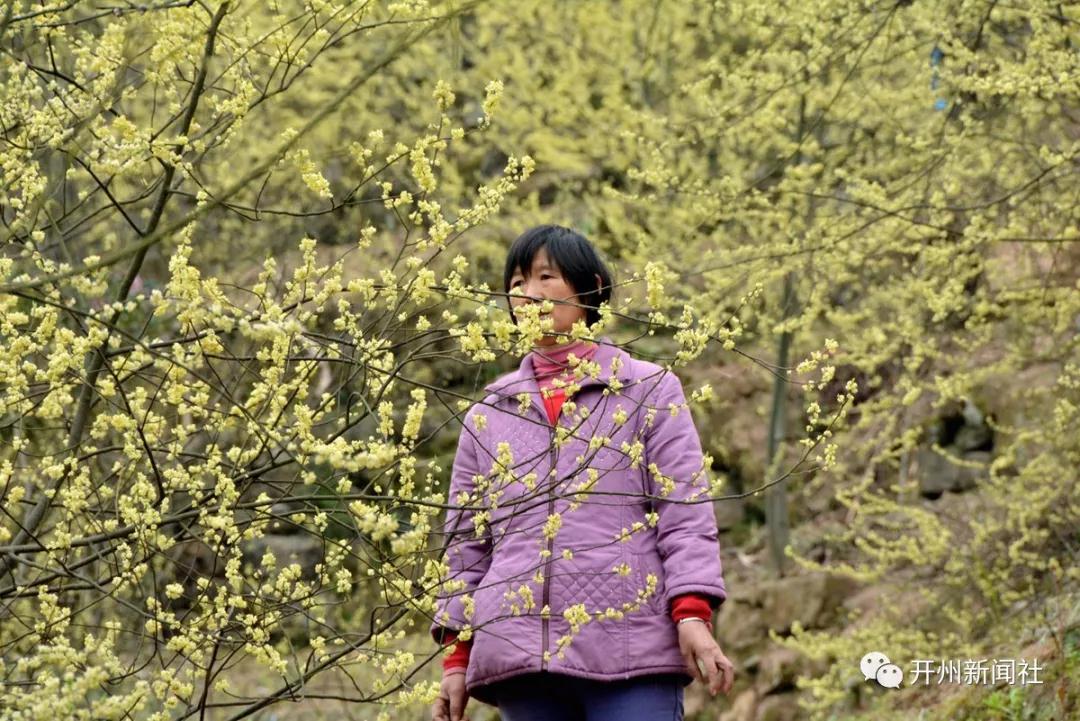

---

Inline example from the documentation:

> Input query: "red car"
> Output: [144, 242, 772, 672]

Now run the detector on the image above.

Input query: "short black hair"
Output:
[503, 224, 613, 327]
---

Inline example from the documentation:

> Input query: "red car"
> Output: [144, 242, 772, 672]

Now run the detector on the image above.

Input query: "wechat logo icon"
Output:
[861, 651, 903, 689]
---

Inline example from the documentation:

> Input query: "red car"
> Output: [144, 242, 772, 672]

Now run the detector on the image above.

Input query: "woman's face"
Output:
[508, 247, 586, 346]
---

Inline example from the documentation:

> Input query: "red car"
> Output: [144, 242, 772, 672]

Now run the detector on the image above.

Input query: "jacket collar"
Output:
[483, 336, 633, 409]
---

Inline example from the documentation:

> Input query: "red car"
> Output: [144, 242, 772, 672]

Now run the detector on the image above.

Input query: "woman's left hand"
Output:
[677, 620, 735, 696]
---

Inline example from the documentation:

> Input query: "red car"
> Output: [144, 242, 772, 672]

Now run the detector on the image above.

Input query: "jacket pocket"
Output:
[631, 551, 667, 616]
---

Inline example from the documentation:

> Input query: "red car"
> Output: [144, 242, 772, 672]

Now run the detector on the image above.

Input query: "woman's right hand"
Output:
[432, 671, 469, 721]
[677, 620, 735, 696]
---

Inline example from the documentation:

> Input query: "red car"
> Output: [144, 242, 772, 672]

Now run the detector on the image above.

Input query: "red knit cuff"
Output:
[442, 636, 472, 672]
[671, 593, 713, 633]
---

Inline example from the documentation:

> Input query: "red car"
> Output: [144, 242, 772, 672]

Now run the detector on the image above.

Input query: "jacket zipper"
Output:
[527, 378, 604, 671]
[540, 421, 556, 670]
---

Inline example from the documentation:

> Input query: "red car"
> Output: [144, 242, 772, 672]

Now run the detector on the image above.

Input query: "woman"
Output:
[431, 225, 734, 721]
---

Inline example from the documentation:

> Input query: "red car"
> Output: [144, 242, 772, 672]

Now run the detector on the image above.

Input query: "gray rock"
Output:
[755, 647, 802, 695]
[718, 601, 768, 652]
[949, 450, 992, 492]
[754, 693, 801, 721]
[916, 446, 960, 498]
[242, 534, 325, 579]
[960, 398, 984, 427]
[758, 572, 859, 633]
[954, 423, 993, 452]
[917, 445, 992, 496]
[718, 689, 758, 721]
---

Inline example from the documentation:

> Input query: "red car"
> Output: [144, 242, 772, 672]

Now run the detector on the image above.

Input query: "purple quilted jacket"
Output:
[430, 338, 727, 703]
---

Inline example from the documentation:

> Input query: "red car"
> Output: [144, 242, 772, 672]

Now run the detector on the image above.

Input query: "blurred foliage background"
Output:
[1, 0, 1078, 719]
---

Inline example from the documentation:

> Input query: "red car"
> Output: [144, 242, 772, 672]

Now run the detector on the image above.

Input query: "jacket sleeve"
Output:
[429, 411, 493, 643]
[642, 370, 728, 611]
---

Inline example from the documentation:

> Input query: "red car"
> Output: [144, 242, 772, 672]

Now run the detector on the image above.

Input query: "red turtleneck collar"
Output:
[529, 339, 599, 392]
